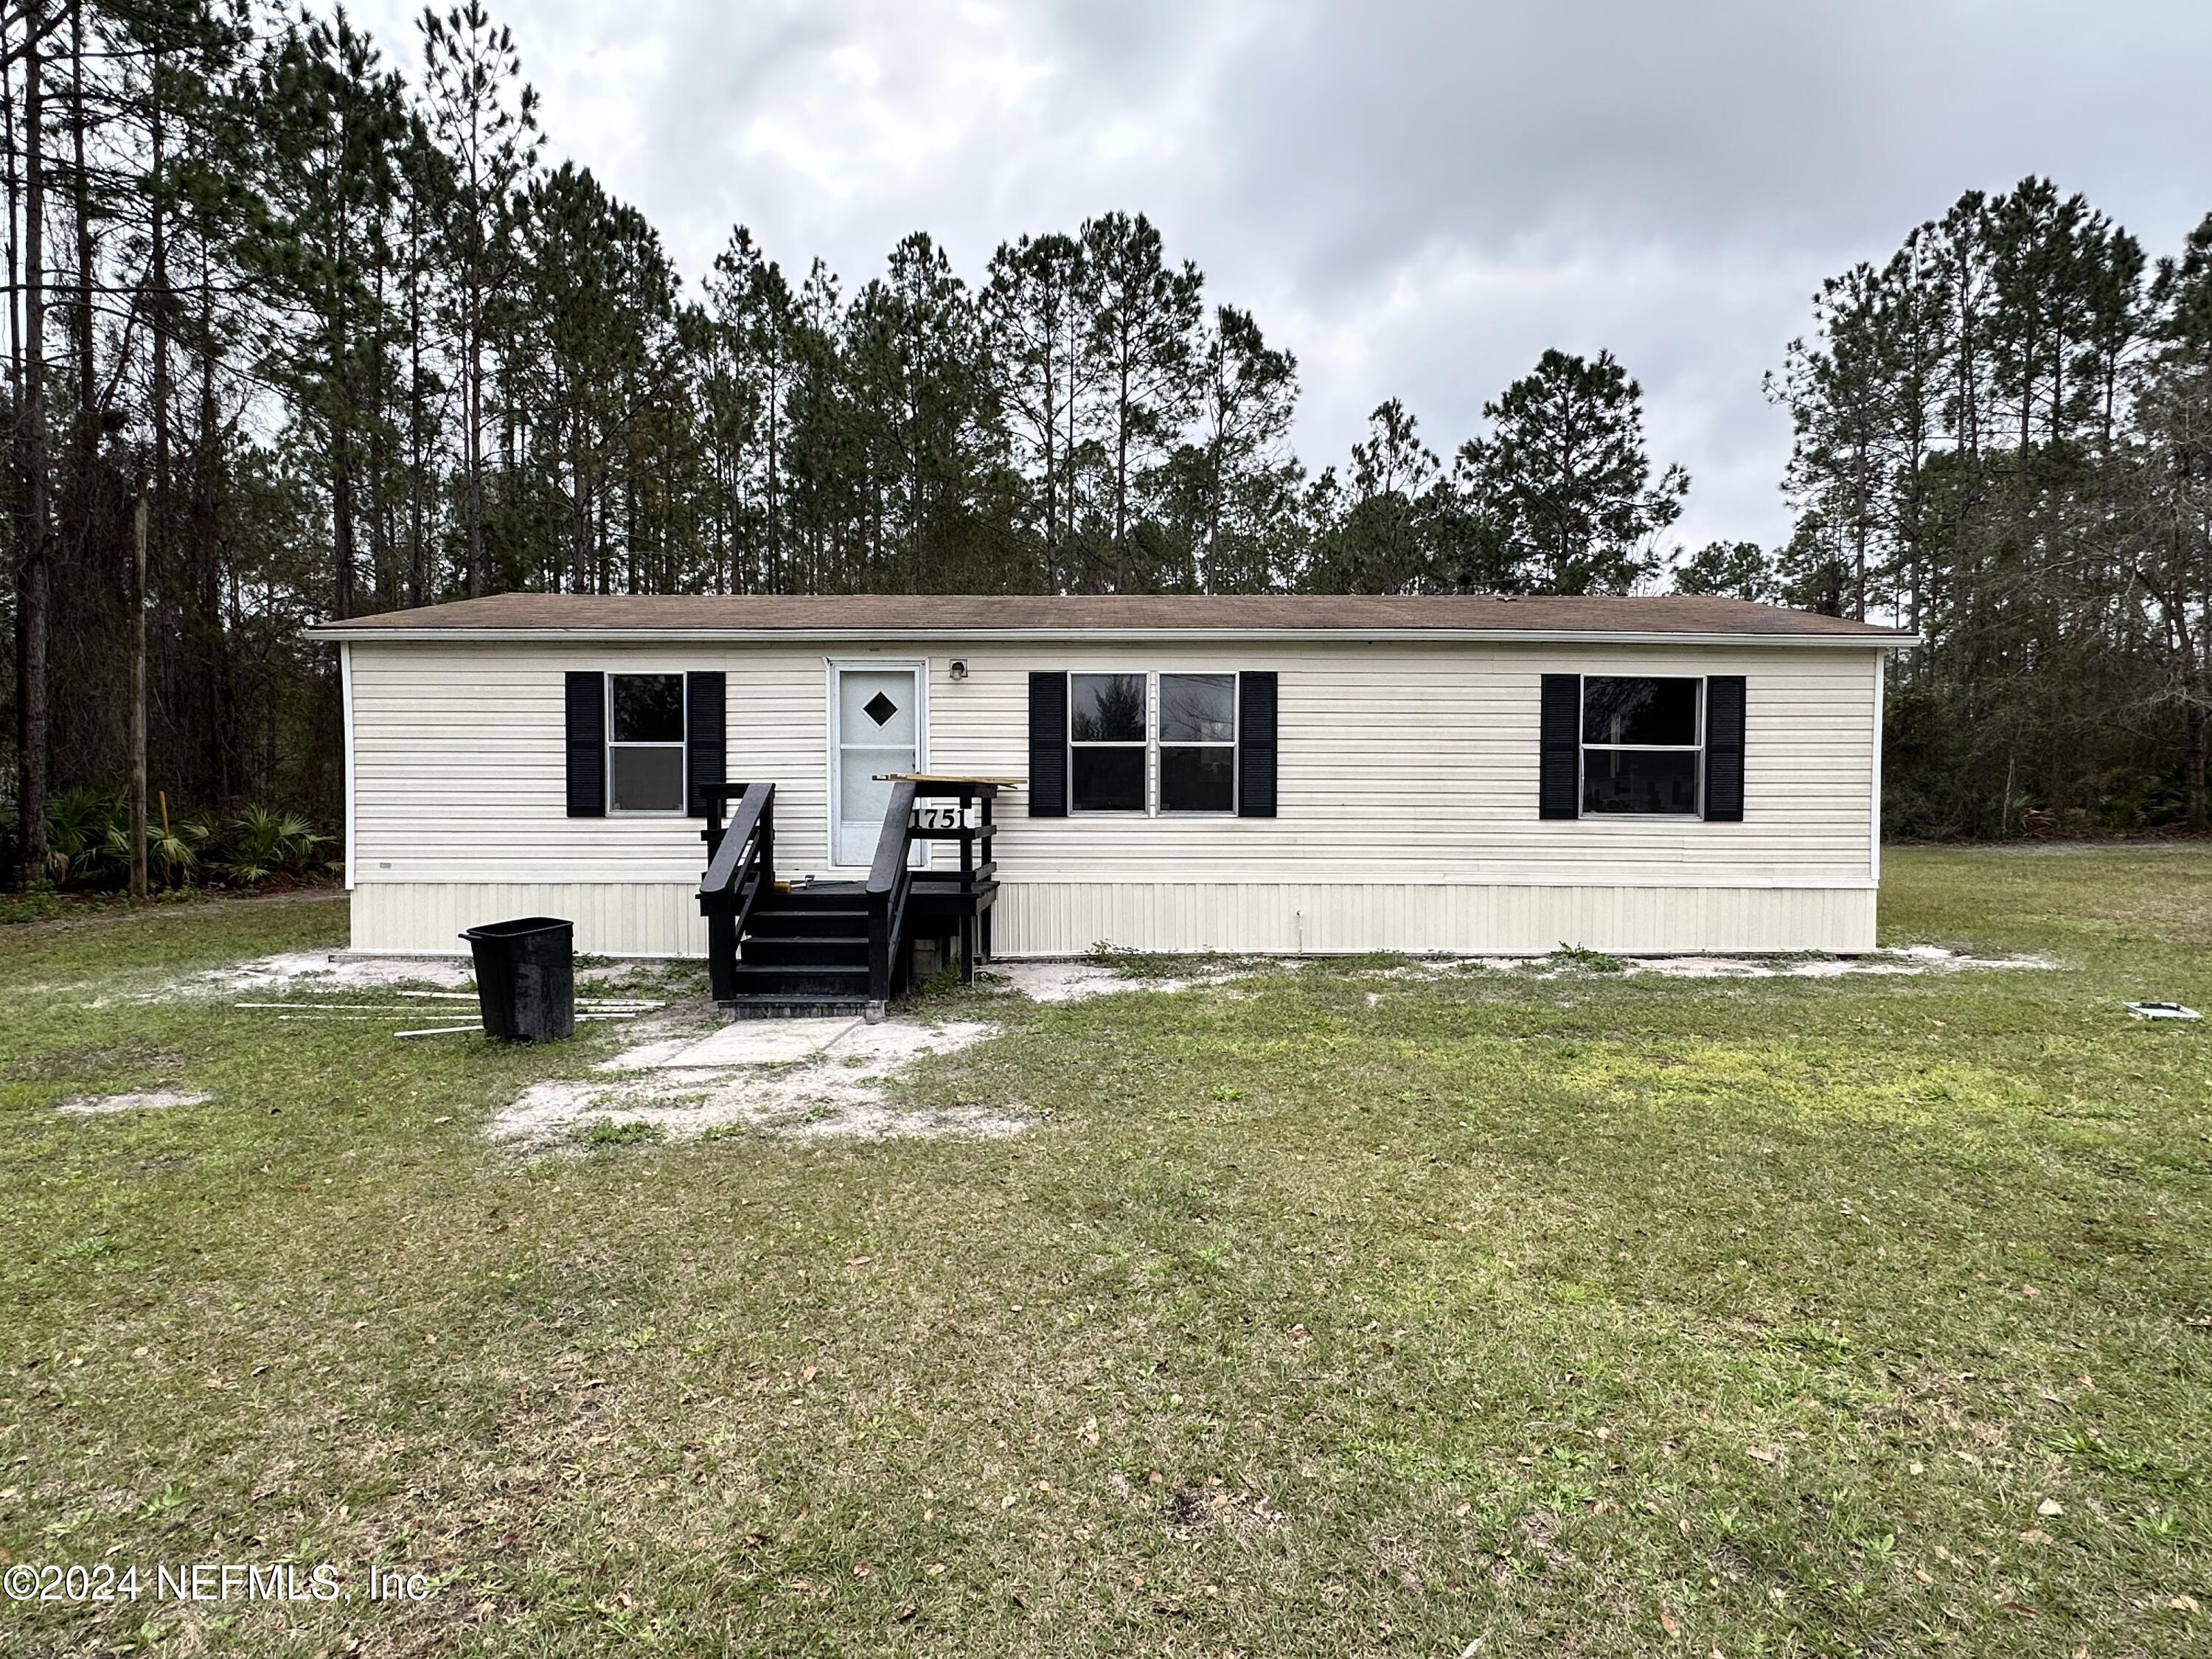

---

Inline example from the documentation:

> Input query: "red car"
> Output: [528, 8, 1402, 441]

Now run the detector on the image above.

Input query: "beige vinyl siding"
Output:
[937, 644, 1871, 886]
[352, 646, 818, 885]
[346, 637, 1880, 954]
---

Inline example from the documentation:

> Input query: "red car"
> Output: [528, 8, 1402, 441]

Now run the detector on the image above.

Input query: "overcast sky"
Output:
[355, 0, 2212, 562]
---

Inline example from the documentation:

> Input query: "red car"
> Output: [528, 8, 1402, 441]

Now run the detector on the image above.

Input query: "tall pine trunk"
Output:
[193, 255, 229, 803]
[332, 421, 355, 619]
[149, 46, 171, 658]
[16, 11, 50, 885]
[2187, 696, 2208, 835]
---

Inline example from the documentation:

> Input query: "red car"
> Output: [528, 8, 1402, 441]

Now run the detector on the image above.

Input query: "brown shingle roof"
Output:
[308, 592, 1910, 640]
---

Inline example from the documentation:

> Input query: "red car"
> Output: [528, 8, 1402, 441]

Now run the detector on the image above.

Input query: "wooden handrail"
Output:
[699, 781, 773, 897]
[698, 781, 775, 1005]
[865, 779, 919, 896]
[866, 779, 919, 1007]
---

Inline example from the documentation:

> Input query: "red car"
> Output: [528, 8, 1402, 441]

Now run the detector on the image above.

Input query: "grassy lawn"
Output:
[2, 850, 2208, 1657]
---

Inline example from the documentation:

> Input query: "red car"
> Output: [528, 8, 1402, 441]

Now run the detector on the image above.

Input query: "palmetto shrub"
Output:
[224, 805, 333, 887]
[46, 790, 133, 888]
[149, 812, 215, 886]
[6, 792, 338, 892]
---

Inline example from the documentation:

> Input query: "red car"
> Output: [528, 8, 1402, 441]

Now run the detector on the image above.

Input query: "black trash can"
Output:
[460, 917, 576, 1043]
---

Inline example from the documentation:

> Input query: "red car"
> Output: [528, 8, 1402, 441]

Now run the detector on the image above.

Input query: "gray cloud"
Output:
[355, 0, 2212, 557]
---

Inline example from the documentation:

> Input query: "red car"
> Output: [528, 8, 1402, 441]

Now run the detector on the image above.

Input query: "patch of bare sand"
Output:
[1355, 945, 2051, 981]
[169, 950, 681, 1001]
[58, 1090, 210, 1116]
[195, 951, 476, 995]
[490, 1016, 1008, 1149]
[986, 959, 1255, 1002]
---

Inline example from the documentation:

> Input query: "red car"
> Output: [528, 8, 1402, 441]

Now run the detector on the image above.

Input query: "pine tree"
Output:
[10, 0, 60, 883]
[2126, 212, 2212, 828]
[1174, 305, 1298, 592]
[1770, 261, 1898, 619]
[1465, 348, 1688, 594]
[844, 232, 995, 591]
[417, 1, 537, 599]
[982, 231, 1088, 588]
[1303, 399, 1441, 594]
[1672, 540, 1778, 602]
[1079, 211, 1200, 591]
[240, 12, 407, 622]
[703, 226, 799, 591]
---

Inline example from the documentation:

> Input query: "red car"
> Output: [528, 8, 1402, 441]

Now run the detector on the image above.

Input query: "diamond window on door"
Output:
[863, 691, 899, 726]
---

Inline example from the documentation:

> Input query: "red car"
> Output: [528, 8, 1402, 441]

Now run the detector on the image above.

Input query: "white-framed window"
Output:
[1580, 675, 1702, 816]
[1158, 672, 1237, 813]
[1069, 672, 1148, 813]
[1068, 671, 1238, 815]
[608, 672, 686, 813]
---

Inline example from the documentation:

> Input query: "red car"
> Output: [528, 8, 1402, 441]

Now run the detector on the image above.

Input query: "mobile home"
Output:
[310, 594, 1912, 1012]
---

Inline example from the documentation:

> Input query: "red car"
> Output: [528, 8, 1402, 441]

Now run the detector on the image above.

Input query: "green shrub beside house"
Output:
[0, 790, 338, 898]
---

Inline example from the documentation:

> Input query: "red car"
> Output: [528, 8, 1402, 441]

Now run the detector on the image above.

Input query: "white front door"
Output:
[832, 664, 924, 867]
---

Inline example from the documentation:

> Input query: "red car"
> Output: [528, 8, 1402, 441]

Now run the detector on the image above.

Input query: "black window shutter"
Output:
[565, 671, 606, 818]
[1704, 675, 1746, 821]
[1237, 672, 1278, 818]
[1539, 674, 1581, 819]
[1027, 672, 1067, 817]
[685, 671, 726, 818]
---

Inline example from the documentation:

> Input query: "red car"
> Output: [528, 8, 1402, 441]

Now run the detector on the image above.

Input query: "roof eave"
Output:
[303, 623, 1921, 648]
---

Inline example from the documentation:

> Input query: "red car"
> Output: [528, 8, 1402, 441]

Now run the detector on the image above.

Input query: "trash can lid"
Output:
[460, 916, 574, 942]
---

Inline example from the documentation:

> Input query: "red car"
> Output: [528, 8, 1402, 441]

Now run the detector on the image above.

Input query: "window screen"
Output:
[1070, 673, 1147, 812]
[608, 673, 686, 812]
[1581, 675, 1702, 815]
[1158, 673, 1236, 813]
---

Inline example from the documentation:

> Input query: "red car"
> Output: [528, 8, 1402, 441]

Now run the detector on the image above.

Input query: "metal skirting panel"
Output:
[352, 881, 706, 958]
[352, 880, 1874, 958]
[992, 882, 1875, 956]
[995, 885, 1876, 960]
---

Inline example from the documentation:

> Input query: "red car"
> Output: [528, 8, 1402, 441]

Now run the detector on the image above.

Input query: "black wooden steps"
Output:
[740, 935, 871, 966]
[723, 997, 870, 1020]
[745, 908, 868, 938]
[725, 962, 868, 996]
[719, 882, 875, 1015]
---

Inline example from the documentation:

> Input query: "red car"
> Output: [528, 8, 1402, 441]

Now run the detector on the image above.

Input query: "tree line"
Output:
[1, 1, 2205, 890]
[0, 0, 1692, 885]
[1753, 179, 2212, 836]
